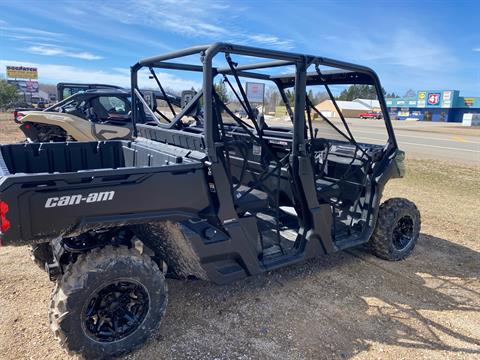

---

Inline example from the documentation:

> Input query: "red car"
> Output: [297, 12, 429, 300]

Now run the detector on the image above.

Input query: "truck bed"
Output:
[0, 139, 210, 246]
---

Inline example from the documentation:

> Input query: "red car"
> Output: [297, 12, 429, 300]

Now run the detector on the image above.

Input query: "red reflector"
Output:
[0, 201, 10, 233]
[0, 216, 10, 232]
[25, 124, 31, 129]
[0, 201, 8, 214]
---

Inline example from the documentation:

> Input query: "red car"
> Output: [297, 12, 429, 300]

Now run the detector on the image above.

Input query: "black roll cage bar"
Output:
[130, 43, 398, 158]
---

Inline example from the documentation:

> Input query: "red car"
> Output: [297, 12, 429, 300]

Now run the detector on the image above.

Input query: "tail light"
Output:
[13, 111, 26, 122]
[0, 201, 10, 233]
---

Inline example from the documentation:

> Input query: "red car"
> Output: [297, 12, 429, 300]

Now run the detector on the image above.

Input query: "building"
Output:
[315, 100, 370, 118]
[386, 90, 480, 122]
[353, 99, 381, 112]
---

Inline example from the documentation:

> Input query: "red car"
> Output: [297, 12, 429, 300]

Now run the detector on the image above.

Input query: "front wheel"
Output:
[369, 198, 421, 260]
[49, 246, 167, 359]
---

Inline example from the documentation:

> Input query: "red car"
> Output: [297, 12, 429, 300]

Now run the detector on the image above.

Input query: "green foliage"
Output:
[385, 92, 400, 98]
[214, 80, 229, 104]
[0, 80, 19, 111]
[336, 85, 386, 101]
[285, 89, 295, 105]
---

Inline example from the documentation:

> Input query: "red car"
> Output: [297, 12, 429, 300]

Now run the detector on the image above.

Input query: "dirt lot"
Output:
[0, 113, 479, 359]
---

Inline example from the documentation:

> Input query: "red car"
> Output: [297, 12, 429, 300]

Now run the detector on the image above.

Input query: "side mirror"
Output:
[181, 89, 200, 117]
[181, 90, 196, 108]
[141, 90, 157, 111]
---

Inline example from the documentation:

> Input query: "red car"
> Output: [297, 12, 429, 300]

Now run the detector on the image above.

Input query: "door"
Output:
[91, 96, 133, 140]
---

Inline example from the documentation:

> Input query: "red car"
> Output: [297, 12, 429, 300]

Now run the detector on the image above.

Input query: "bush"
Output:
[0, 80, 19, 111]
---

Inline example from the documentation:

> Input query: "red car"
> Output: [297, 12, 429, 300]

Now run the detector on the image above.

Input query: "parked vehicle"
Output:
[56, 82, 124, 101]
[15, 83, 189, 142]
[359, 111, 383, 119]
[0, 43, 420, 359]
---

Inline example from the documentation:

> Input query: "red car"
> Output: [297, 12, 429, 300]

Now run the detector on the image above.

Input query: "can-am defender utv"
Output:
[16, 83, 194, 142]
[0, 43, 420, 359]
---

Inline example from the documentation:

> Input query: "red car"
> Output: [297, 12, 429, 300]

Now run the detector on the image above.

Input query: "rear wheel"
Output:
[49, 246, 167, 359]
[370, 198, 421, 260]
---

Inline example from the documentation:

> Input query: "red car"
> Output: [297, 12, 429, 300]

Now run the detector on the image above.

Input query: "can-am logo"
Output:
[427, 93, 440, 105]
[45, 191, 115, 208]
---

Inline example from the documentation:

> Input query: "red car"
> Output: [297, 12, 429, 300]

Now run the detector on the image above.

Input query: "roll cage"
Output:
[131, 43, 397, 150]
[130, 43, 401, 268]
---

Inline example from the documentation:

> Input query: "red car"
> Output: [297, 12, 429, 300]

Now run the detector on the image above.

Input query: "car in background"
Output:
[359, 112, 383, 119]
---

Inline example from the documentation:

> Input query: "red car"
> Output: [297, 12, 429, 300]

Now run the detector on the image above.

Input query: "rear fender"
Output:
[20, 112, 95, 141]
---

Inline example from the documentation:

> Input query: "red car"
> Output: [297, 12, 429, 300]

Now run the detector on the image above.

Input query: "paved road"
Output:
[344, 119, 480, 163]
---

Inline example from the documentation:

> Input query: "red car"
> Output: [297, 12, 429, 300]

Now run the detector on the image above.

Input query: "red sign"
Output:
[427, 93, 440, 105]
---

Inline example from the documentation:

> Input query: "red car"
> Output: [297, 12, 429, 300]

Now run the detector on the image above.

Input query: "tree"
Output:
[385, 92, 400, 98]
[336, 85, 385, 101]
[284, 89, 295, 105]
[404, 89, 416, 98]
[0, 80, 19, 111]
[264, 85, 281, 113]
[214, 80, 229, 104]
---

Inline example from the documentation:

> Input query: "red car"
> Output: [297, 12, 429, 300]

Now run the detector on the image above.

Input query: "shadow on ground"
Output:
[128, 233, 480, 359]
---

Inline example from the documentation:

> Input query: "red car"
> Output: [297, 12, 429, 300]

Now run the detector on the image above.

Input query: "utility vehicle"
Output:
[15, 82, 191, 142]
[0, 43, 420, 359]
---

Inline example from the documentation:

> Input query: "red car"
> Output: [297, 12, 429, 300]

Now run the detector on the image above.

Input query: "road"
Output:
[343, 119, 480, 163]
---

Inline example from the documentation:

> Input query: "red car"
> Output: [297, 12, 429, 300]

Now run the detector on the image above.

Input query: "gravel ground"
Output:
[0, 113, 479, 359]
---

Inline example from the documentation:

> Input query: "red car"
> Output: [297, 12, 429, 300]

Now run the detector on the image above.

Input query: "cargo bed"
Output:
[0, 139, 210, 246]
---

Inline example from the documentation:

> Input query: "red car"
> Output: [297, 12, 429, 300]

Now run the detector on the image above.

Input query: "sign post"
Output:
[6, 66, 39, 105]
[245, 82, 265, 114]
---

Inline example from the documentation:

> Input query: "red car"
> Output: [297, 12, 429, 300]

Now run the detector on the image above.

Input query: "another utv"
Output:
[0, 43, 420, 359]
[15, 83, 189, 142]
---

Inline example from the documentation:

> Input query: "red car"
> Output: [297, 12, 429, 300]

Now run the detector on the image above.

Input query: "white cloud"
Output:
[473, 48, 480, 52]
[319, 29, 458, 72]
[0, 59, 200, 91]
[25, 45, 103, 60]
[0, 22, 64, 41]
[93, 0, 294, 50]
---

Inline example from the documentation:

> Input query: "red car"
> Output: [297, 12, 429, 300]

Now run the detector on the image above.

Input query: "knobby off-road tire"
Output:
[370, 197, 421, 261]
[29, 243, 53, 270]
[49, 246, 167, 359]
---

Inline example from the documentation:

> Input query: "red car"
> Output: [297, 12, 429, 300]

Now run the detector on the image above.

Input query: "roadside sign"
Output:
[246, 82, 265, 103]
[6, 65, 38, 79]
[417, 91, 426, 108]
[427, 93, 441, 106]
[7, 79, 39, 93]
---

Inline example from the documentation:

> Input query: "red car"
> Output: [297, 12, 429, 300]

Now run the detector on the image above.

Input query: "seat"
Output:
[234, 185, 269, 213]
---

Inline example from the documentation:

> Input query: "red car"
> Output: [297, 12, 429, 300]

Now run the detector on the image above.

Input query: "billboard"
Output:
[464, 98, 475, 107]
[8, 80, 39, 93]
[6, 65, 38, 79]
[427, 92, 441, 107]
[441, 91, 452, 107]
[417, 91, 426, 108]
[246, 82, 265, 103]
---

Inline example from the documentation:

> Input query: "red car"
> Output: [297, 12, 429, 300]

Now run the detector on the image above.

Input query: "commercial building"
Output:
[386, 90, 480, 122]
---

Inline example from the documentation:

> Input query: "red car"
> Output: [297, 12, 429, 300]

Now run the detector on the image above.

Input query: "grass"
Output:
[384, 158, 480, 248]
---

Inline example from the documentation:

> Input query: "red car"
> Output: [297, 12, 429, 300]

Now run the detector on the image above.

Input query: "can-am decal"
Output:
[45, 191, 115, 208]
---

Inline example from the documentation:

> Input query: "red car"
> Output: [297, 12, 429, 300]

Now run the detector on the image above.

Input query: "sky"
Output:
[0, 0, 479, 96]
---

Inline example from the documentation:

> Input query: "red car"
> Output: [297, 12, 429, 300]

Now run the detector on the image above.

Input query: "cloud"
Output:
[246, 34, 293, 49]
[0, 59, 200, 91]
[25, 45, 103, 60]
[0, 21, 64, 41]
[319, 29, 458, 72]
[93, 0, 294, 50]
[473, 48, 480, 52]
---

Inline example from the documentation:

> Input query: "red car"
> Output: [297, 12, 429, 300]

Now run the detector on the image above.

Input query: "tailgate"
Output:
[0, 164, 209, 246]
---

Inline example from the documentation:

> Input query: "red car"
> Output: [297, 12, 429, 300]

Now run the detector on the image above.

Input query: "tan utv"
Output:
[16, 83, 186, 142]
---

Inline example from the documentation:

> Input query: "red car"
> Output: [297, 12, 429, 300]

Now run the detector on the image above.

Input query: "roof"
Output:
[353, 98, 380, 109]
[316, 99, 370, 111]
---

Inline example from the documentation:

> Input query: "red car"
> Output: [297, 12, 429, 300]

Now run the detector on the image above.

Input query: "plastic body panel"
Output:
[0, 140, 210, 246]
